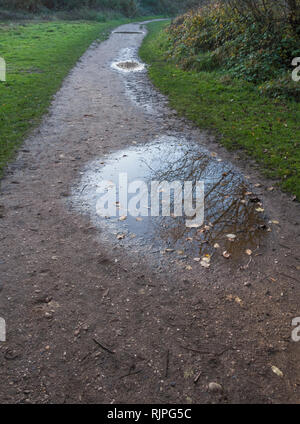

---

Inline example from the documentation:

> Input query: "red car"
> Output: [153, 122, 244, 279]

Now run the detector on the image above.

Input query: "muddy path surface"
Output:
[0, 21, 300, 404]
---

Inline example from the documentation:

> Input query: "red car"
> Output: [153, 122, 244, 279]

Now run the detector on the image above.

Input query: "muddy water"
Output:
[110, 45, 164, 113]
[72, 136, 267, 265]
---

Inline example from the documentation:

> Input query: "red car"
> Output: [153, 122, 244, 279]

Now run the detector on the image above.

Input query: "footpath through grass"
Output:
[140, 21, 300, 199]
[0, 17, 151, 178]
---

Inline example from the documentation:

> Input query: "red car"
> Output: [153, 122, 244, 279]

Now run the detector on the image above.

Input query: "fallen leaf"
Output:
[226, 294, 243, 306]
[193, 258, 201, 262]
[271, 365, 283, 377]
[223, 251, 231, 259]
[245, 249, 252, 256]
[200, 256, 211, 267]
[255, 207, 265, 213]
[117, 234, 126, 240]
[214, 243, 220, 249]
[186, 265, 193, 271]
[226, 234, 236, 241]
[136, 217, 143, 222]
[119, 216, 127, 221]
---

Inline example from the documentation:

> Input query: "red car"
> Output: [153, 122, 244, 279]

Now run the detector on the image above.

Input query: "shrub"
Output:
[166, 1, 300, 89]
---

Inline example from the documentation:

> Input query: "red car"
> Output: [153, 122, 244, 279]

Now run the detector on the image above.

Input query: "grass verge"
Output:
[0, 17, 157, 178]
[140, 21, 300, 199]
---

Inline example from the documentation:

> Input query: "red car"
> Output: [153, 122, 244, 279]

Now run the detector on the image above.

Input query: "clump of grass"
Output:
[140, 21, 300, 199]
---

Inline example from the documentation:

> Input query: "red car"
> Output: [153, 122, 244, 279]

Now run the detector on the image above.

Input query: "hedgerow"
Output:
[165, 1, 300, 99]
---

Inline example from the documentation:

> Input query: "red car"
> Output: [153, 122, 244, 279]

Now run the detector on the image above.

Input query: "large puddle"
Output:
[72, 137, 268, 267]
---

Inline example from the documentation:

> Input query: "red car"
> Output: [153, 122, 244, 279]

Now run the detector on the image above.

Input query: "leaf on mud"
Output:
[186, 265, 193, 271]
[271, 365, 283, 377]
[200, 255, 211, 268]
[193, 257, 201, 262]
[165, 248, 175, 253]
[254, 183, 261, 188]
[226, 234, 236, 241]
[226, 294, 243, 306]
[235, 296, 243, 305]
[119, 216, 127, 221]
[270, 220, 279, 225]
[177, 250, 185, 255]
[245, 249, 252, 256]
[186, 237, 193, 242]
[117, 234, 126, 240]
[214, 243, 220, 249]
[255, 207, 265, 212]
[223, 251, 231, 259]
[267, 187, 274, 191]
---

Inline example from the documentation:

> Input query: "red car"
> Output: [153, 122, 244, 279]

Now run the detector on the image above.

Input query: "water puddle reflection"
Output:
[72, 137, 268, 266]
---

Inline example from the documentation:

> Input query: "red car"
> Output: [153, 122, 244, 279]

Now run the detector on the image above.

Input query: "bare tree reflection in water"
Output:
[73, 137, 268, 262]
[140, 141, 267, 259]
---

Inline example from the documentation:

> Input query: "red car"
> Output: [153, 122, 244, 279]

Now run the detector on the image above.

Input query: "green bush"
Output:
[165, 1, 300, 94]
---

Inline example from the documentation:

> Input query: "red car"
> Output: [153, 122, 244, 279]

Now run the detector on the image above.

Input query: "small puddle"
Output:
[111, 47, 163, 113]
[72, 137, 268, 267]
[114, 61, 145, 72]
[111, 48, 145, 73]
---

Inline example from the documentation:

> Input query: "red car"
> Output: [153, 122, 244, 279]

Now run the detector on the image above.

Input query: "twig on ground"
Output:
[93, 338, 115, 354]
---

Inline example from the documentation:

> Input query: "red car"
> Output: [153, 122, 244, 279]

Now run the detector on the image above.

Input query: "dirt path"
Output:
[0, 21, 300, 404]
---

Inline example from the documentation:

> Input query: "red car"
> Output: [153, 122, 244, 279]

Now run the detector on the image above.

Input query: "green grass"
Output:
[140, 21, 300, 199]
[0, 17, 158, 178]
